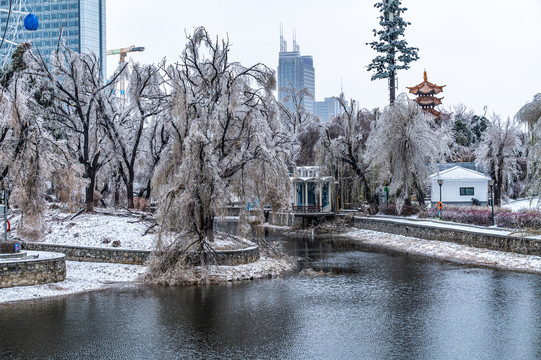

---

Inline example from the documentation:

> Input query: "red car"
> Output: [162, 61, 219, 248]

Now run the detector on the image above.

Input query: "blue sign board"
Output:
[14, 242, 20, 252]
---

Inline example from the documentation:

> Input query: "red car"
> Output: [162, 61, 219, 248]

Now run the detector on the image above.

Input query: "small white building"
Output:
[291, 166, 334, 213]
[429, 166, 491, 207]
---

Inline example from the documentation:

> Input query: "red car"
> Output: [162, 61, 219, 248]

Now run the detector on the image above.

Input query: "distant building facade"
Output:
[314, 97, 341, 122]
[277, 28, 315, 114]
[0, 0, 107, 78]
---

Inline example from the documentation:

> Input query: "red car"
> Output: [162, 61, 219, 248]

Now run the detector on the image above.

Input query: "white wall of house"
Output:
[431, 178, 489, 205]
[430, 166, 491, 207]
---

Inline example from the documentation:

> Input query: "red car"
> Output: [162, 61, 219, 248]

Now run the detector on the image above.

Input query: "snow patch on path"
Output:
[345, 228, 541, 274]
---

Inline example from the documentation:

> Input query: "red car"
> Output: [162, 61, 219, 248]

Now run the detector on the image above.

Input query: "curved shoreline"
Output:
[340, 228, 541, 275]
[0, 254, 296, 305]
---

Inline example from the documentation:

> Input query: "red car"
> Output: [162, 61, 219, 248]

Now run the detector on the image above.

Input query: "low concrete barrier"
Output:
[348, 216, 541, 256]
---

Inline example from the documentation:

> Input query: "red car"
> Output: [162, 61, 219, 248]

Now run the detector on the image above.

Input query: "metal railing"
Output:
[292, 205, 322, 213]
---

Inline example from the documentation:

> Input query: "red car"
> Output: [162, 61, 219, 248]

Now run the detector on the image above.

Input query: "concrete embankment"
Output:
[346, 215, 541, 256]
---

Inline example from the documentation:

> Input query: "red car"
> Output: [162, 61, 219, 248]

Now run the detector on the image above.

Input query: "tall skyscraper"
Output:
[0, 0, 106, 79]
[277, 27, 315, 114]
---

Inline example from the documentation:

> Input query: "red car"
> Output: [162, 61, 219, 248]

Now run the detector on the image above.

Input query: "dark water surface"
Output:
[1, 231, 541, 359]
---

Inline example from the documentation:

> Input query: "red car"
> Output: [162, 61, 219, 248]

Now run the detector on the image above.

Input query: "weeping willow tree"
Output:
[146, 28, 291, 285]
[365, 94, 449, 214]
[317, 95, 379, 213]
[516, 93, 541, 199]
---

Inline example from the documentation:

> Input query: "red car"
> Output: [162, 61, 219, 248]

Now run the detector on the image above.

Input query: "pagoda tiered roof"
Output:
[407, 71, 445, 95]
[407, 70, 445, 118]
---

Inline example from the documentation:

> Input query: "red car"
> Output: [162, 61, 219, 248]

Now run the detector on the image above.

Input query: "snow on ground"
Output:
[369, 215, 517, 237]
[345, 228, 541, 274]
[0, 261, 145, 304]
[1, 209, 294, 303]
[502, 197, 540, 212]
[38, 210, 158, 250]
[202, 256, 295, 283]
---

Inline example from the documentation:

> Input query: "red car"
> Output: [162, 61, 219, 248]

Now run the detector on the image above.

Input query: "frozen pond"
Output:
[1, 230, 541, 359]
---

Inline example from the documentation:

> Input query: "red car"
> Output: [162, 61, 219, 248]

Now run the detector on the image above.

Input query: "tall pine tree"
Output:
[367, 0, 419, 104]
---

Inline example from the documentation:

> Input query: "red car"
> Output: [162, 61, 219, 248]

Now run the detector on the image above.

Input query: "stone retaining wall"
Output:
[348, 216, 541, 256]
[185, 246, 260, 266]
[23, 243, 150, 265]
[0, 252, 66, 288]
[22, 242, 260, 266]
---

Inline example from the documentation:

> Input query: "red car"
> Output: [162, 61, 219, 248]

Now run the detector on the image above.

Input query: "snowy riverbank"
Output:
[344, 228, 541, 274]
[1, 209, 295, 304]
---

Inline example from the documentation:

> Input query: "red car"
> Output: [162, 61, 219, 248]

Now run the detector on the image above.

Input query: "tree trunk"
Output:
[362, 178, 379, 215]
[85, 177, 95, 213]
[126, 172, 135, 209]
[415, 184, 426, 208]
[143, 178, 151, 199]
[389, 71, 396, 104]
[495, 177, 503, 207]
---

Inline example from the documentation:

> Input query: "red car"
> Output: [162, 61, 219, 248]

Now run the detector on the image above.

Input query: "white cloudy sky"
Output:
[107, 0, 541, 120]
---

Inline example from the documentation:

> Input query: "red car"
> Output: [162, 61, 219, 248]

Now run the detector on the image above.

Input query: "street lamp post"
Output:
[437, 179, 444, 218]
[489, 179, 495, 226]
[385, 182, 389, 207]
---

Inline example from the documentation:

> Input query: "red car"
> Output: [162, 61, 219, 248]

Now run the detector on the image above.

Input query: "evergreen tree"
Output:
[367, 0, 419, 104]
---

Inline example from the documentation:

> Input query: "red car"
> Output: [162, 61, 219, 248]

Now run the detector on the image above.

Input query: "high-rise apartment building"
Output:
[277, 28, 315, 114]
[0, 0, 106, 78]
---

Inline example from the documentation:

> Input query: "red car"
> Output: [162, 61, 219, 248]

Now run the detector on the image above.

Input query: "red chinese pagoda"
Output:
[407, 70, 445, 117]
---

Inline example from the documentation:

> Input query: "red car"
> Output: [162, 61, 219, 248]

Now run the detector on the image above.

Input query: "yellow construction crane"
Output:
[106, 45, 145, 64]
[106, 45, 145, 99]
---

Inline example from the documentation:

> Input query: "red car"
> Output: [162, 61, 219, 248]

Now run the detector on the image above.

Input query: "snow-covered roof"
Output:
[294, 176, 334, 182]
[429, 165, 491, 181]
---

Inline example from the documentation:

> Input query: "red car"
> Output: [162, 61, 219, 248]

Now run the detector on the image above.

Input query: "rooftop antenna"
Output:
[280, 23, 287, 52]
[293, 28, 299, 52]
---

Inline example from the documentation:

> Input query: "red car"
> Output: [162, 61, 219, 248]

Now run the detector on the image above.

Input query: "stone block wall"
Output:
[349, 216, 541, 256]
[212, 246, 260, 266]
[23, 242, 260, 266]
[0, 253, 66, 288]
[23, 243, 150, 265]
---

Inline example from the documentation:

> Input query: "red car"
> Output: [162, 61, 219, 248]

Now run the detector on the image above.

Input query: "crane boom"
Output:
[106, 45, 145, 100]
[106, 45, 145, 64]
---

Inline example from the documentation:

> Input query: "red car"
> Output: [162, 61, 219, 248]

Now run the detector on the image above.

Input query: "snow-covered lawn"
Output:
[0, 261, 145, 304]
[37, 210, 158, 250]
[345, 228, 541, 274]
[1, 209, 294, 303]
[502, 197, 540, 212]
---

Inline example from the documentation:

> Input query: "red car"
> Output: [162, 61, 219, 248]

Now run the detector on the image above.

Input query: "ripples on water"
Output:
[1, 230, 541, 359]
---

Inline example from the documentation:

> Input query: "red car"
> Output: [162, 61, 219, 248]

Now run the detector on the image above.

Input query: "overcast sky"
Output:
[106, 0, 541, 120]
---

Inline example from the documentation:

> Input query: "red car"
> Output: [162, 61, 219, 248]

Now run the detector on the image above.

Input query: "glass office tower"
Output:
[0, 0, 106, 79]
[278, 31, 315, 114]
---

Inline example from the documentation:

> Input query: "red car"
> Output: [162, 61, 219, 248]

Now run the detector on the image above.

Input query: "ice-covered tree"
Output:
[475, 115, 523, 206]
[0, 44, 71, 237]
[318, 95, 379, 213]
[277, 82, 319, 165]
[367, 0, 419, 104]
[30, 42, 125, 212]
[135, 108, 170, 202]
[278, 81, 314, 134]
[100, 62, 167, 208]
[516, 94, 541, 198]
[147, 28, 290, 282]
[365, 94, 449, 213]
[0, 53, 48, 238]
